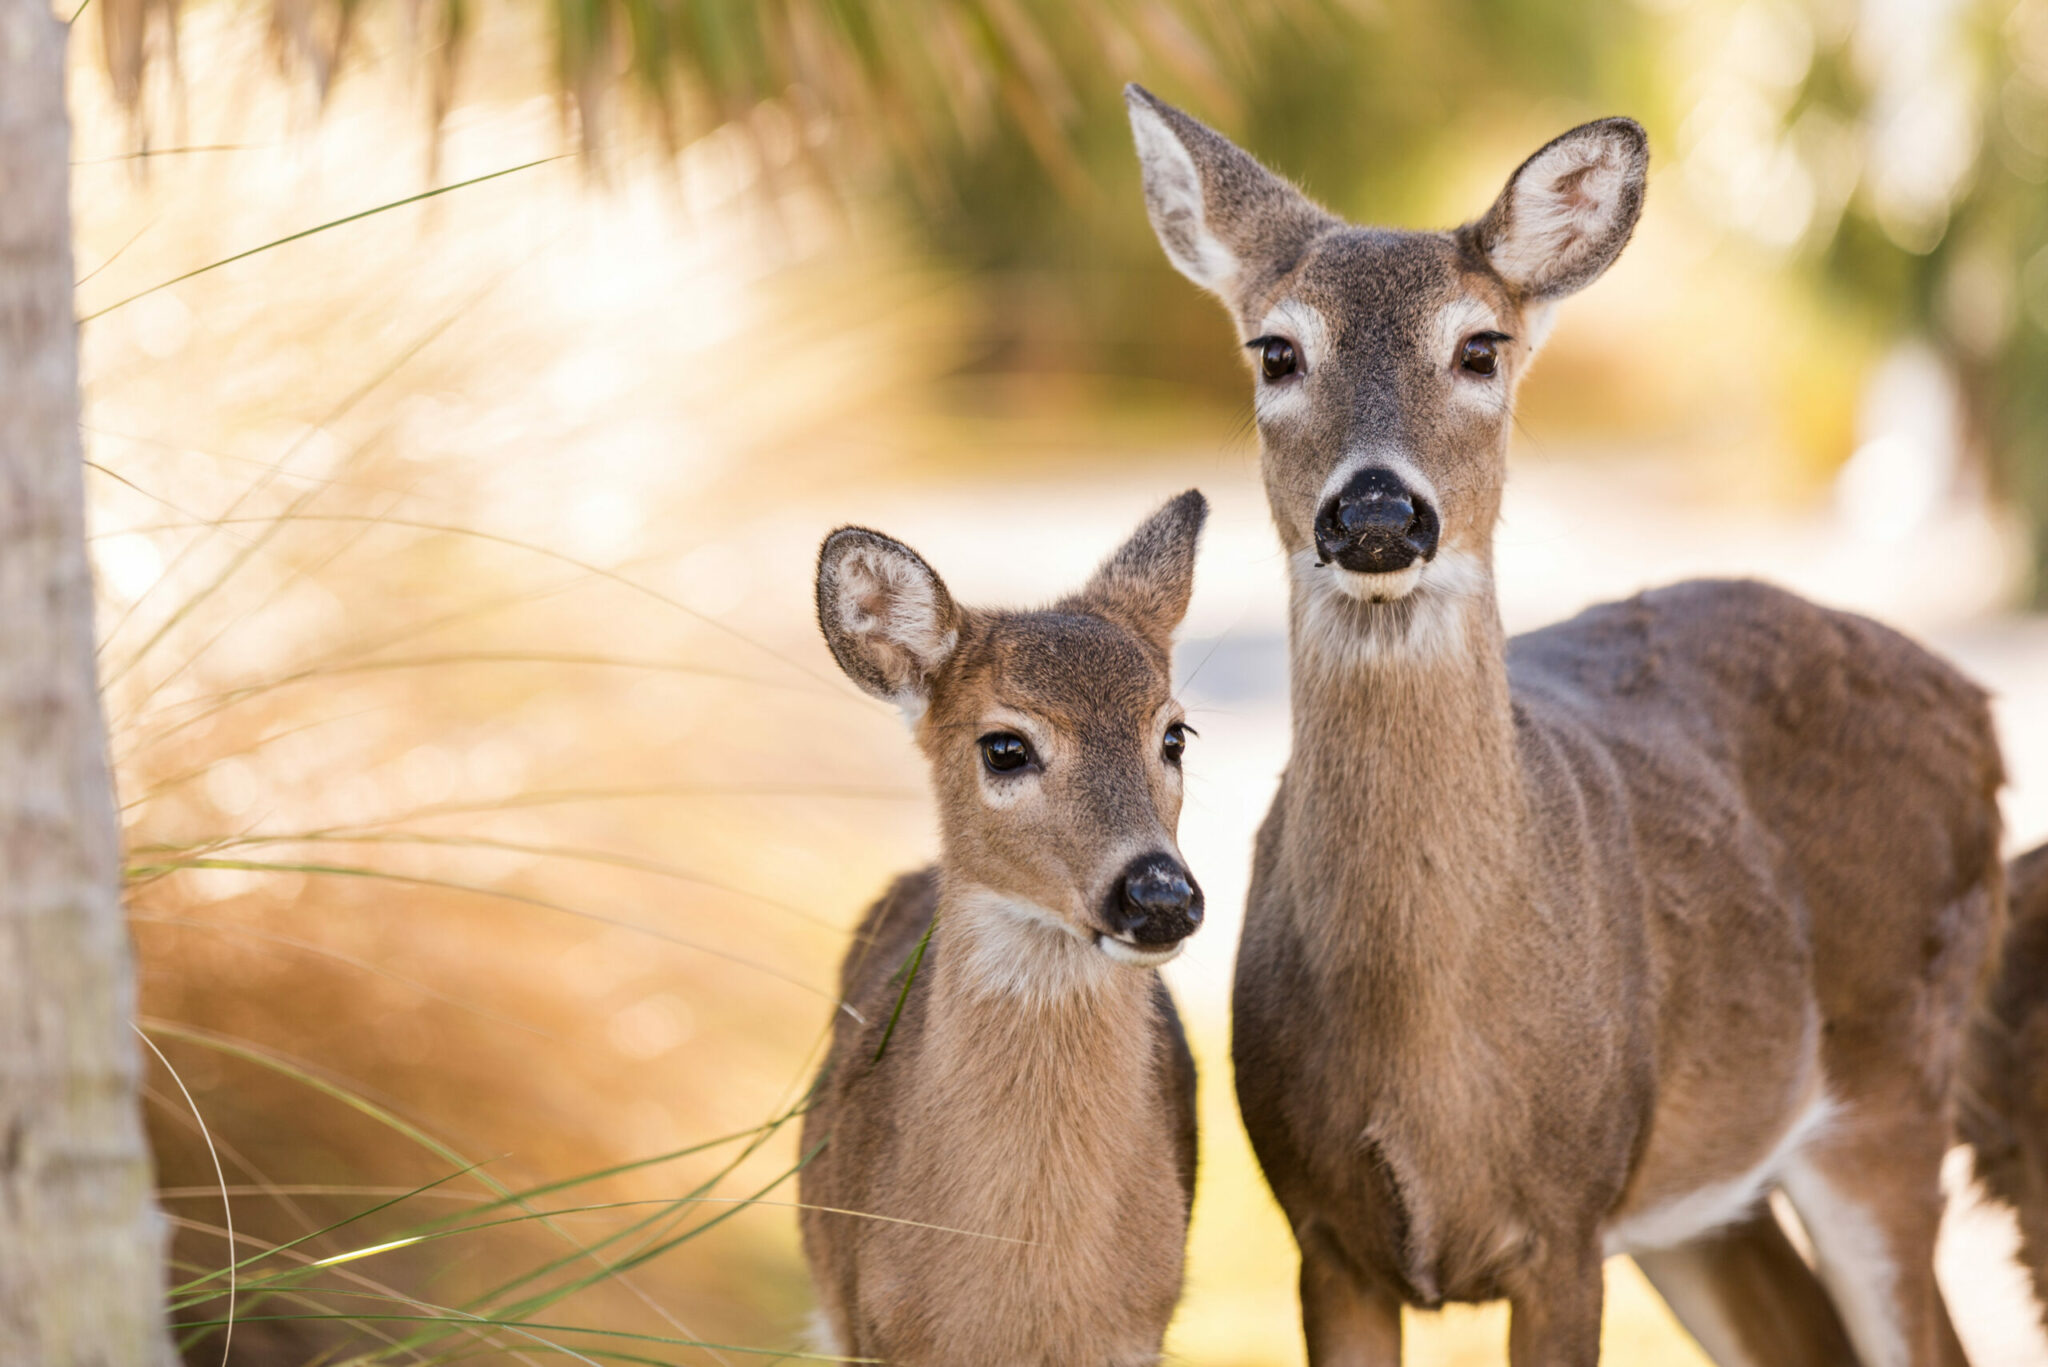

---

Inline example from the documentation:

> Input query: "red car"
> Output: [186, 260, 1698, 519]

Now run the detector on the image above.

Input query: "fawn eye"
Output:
[1248, 336, 1299, 381]
[979, 732, 1033, 774]
[1162, 721, 1193, 764]
[1459, 332, 1509, 376]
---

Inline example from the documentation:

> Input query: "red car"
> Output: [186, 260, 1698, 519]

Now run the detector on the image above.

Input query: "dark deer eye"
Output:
[1162, 721, 1193, 764]
[1250, 336, 1298, 381]
[979, 732, 1032, 774]
[1459, 332, 1508, 376]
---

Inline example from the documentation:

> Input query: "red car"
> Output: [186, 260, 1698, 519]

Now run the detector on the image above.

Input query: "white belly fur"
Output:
[1601, 1092, 1837, 1258]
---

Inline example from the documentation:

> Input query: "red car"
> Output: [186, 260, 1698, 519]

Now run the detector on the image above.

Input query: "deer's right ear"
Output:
[816, 528, 960, 717]
[1125, 84, 1331, 300]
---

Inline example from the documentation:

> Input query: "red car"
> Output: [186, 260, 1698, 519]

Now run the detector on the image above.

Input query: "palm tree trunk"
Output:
[0, 0, 174, 1360]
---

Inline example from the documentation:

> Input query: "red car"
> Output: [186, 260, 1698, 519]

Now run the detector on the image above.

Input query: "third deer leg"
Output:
[1506, 1240, 1604, 1367]
[1633, 1207, 1856, 1367]
[1299, 1230, 1401, 1367]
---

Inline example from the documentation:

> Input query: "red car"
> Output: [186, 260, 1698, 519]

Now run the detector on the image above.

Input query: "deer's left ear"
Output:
[1469, 118, 1648, 301]
[1067, 490, 1208, 656]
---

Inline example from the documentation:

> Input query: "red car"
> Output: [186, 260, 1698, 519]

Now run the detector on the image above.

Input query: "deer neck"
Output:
[1281, 551, 1527, 1001]
[921, 882, 1158, 1061]
[903, 884, 1166, 1239]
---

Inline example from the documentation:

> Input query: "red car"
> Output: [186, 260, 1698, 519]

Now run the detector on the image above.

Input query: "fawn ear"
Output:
[1470, 117, 1648, 301]
[817, 528, 960, 716]
[1126, 85, 1333, 301]
[1069, 490, 1208, 654]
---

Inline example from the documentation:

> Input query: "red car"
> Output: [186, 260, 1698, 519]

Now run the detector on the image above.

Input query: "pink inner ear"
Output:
[846, 577, 889, 626]
[836, 545, 951, 679]
[1549, 164, 1598, 214]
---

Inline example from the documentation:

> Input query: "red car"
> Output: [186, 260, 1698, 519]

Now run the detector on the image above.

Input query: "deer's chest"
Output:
[851, 1130, 1188, 1362]
[1233, 903, 1641, 1305]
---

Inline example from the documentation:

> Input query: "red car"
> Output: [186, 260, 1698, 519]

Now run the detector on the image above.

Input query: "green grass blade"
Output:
[873, 912, 936, 1063]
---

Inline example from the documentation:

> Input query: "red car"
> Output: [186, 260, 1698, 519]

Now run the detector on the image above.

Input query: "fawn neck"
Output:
[923, 879, 1159, 1034]
[1282, 565, 1527, 1012]
[903, 883, 1164, 1237]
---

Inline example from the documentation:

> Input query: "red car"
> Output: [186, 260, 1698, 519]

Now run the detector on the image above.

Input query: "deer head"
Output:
[816, 491, 1210, 977]
[1127, 85, 1646, 661]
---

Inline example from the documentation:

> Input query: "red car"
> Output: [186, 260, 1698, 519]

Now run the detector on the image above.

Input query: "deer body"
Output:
[801, 870, 1196, 1364]
[799, 494, 1210, 1367]
[1128, 88, 2005, 1365]
[1239, 580, 1998, 1354]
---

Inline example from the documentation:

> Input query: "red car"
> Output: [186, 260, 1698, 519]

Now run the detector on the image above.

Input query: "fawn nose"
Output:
[1314, 467, 1440, 574]
[1106, 852, 1205, 947]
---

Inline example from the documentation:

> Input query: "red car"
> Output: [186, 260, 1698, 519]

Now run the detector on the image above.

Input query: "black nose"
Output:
[1104, 852, 1205, 946]
[1314, 466, 1440, 574]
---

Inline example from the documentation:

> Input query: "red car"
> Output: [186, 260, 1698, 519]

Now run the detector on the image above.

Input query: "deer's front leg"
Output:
[1506, 1242, 1603, 1367]
[1299, 1229, 1402, 1367]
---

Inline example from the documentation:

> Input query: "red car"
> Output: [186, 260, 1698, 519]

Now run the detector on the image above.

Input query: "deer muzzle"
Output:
[1096, 851, 1204, 965]
[1314, 466, 1440, 574]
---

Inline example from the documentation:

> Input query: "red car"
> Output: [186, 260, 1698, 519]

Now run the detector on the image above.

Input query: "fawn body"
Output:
[798, 493, 1208, 1366]
[1129, 87, 2007, 1365]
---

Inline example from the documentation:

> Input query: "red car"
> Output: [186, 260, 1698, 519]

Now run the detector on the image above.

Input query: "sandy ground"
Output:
[787, 441, 2048, 1363]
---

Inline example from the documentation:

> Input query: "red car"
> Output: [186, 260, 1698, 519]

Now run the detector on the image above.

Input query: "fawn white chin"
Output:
[798, 492, 1208, 1366]
[1129, 83, 2023, 1366]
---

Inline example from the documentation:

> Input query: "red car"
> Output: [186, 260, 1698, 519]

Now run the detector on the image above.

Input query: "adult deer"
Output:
[1127, 87, 2007, 1365]
[799, 493, 1208, 1365]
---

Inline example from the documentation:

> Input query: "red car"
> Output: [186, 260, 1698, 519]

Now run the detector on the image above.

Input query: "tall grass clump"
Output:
[69, 7, 1019, 1357]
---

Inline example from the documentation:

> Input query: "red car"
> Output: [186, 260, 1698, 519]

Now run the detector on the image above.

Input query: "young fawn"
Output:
[798, 492, 1208, 1365]
[1129, 87, 2020, 1365]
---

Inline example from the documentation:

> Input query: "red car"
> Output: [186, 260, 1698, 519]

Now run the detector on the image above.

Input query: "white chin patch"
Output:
[1095, 935, 1184, 968]
[1327, 563, 1424, 603]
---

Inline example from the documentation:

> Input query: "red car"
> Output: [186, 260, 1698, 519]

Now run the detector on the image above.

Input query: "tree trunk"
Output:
[0, 1, 175, 1361]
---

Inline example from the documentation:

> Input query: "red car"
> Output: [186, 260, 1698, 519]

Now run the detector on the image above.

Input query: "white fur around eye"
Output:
[1433, 298, 1510, 413]
[1252, 297, 1330, 371]
[976, 711, 1049, 809]
[977, 767, 1037, 810]
[1248, 297, 1328, 426]
[1434, 298, 1501, 371]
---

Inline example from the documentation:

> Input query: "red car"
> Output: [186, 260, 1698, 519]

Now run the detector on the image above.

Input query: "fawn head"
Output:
[1127, 86, 1646, 656]
[816, 491, 1210, 972]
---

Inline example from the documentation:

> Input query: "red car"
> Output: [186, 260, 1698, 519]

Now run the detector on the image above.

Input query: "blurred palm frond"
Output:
[93, 0, 1328, 185]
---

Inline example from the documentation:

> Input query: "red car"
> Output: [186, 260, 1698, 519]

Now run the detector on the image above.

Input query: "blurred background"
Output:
[66, 0, 2048, 1360]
